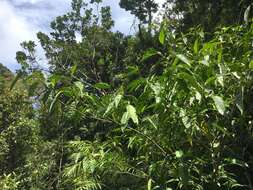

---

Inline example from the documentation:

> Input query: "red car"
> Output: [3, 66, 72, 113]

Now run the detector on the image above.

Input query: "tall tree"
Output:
[164, 0, 252, 32]
[119, 0, 158, 32]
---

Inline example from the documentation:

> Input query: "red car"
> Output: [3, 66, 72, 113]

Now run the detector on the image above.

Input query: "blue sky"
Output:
[0, 0, 164, 71]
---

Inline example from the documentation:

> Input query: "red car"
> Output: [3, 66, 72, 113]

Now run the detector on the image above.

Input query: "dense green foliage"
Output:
[164, 0, 253, 32]
[1, 0, 253, 189]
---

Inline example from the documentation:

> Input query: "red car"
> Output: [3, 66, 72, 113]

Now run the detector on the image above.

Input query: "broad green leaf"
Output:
[212, 95, 226, 115]
[127, 105, 139, 124]
[159, 27, 165, 45]
[120, 105, 138, 125]
[94, 82, 111, 89]
[176, 54, 191, 66]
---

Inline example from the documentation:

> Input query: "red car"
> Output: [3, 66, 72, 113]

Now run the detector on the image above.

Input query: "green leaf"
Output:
[104, 87, 123, 115]
[175, 150, 183, 158]
[142, 48, 160, 62]
[244, 5, 251, 24]
[180, 109, 191, 129]
[49, 90, 63, 113]
[177, 72, 203, 93]
[144, 116, 158, 129]
[127, 105, 139, 124]
[74, 81, 84, 96]
[212, 95, 226, 115]
[71, 64, 77, 75]
[149, 82, 162, 103]
[94, 82, 111, 89]
[104, 94, 123, 115]
[176, 54, 191, 66]
[159, 27, 165, 45]
[121, 112, 129, 125]
[249, 60, 253, 69]
[148, 179, 152, 190]
[121, 105, 138, 125]
[193, 39, 199, 54]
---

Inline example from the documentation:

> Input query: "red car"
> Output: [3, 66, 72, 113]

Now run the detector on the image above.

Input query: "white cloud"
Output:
[0, 0, 69, 71]
[0, 0, 37, 71]
[0, 0, 165, 71]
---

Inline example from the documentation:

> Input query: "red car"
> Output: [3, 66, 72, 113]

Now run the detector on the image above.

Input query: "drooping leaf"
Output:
[244, 5, 251, 24]
[121, 105, 138, 125]
[126, 105, 138, 124]
[121, 112, 129, 125]
[49, 90, 63, 113]
[148, 179, 152, 190]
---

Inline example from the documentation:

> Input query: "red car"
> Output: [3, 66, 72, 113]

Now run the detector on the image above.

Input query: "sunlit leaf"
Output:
[212, 95, 226, 115]
[148, 179, 152, 190]
[176, 54, 191, 66]
[175, 150, 183, 158]
[127, 105, 138, 124]
[159, 27, 165, 45]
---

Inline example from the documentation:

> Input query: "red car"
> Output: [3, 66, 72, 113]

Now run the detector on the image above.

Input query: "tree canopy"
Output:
[165, 0, 253, 32]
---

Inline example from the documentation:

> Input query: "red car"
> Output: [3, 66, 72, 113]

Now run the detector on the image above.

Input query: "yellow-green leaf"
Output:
[159, 27, 165, 45]
[127, 105, 139, 124]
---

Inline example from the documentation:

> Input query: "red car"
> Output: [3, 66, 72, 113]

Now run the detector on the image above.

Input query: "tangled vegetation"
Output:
[1, 0, 253, 189]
